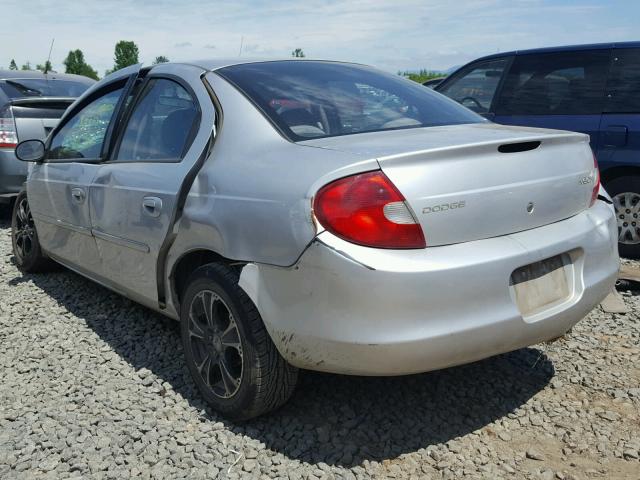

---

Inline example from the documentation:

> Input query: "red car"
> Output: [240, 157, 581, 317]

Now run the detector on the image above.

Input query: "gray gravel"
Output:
[0, 203, 639, 479]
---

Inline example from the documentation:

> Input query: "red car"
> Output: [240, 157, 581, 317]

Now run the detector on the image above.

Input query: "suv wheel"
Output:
[607, 175, 640, 259]
[180, 263, 298, 420]
[11, 191, 55, 272]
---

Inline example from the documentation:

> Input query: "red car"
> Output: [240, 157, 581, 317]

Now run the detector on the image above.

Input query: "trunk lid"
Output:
[302, 123, 597, 247]
[10, 97, 74, 142]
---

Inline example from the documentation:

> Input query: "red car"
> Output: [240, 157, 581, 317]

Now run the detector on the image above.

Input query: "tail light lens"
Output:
[0, 106, 18, 148]
[590, 152, 600, 207]
[313, 170, 426, 249]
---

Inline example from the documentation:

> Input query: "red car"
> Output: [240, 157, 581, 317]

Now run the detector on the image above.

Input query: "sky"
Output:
[2, 0, 639, 77]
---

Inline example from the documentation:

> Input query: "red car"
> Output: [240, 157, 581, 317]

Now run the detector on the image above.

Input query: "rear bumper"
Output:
[239, 201, 619, 375]
[0, 149, 27, 197]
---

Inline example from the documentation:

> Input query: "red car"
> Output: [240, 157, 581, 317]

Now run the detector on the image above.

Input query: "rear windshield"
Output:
[218, 61, 484, 141]
[0, 79, 90, 99]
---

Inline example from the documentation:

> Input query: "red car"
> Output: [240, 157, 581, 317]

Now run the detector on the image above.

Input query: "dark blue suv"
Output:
[436, 42, 640, 258]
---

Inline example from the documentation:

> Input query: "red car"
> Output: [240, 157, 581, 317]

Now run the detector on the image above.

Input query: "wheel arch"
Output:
[600, 166, 640, 186]
[169, 248, 245, 313]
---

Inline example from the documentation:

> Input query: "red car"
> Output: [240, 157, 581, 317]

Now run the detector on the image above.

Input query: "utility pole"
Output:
[238, 36, 244, 57]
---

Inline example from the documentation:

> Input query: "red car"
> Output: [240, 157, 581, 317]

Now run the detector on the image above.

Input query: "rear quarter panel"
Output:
[165, 72, 376, 277]
[0, 149, 27, 195]
[597, 113, 640, 173]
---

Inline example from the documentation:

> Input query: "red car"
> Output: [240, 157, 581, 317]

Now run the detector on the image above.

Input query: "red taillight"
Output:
[0, 106, 18, 148]
[313, 170, 426, 249]
[590, 152, 600, 207]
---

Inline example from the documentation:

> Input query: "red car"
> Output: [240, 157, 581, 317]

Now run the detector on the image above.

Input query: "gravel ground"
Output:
[0, 203, 639, 480]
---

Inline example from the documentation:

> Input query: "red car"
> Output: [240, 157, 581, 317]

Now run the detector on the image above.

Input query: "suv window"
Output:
[495, 50, 610, 115]
[114, 78, 198, 162]
[437, 58, 510, 113]
[606, 48, 640, 113]
[48, 87, 124, 160]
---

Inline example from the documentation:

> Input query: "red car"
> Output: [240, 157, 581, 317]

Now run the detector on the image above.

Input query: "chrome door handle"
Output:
[71, 187, 86, 204]
[142, 196, 162, 217]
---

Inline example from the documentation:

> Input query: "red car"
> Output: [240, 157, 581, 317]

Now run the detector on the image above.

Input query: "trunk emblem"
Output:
[422, 201, 465, 214]
[579, 176, 593, 185]
[527, 202, 535, 214]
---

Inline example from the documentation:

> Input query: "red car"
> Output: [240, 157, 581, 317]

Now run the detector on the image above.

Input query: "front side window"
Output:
[218, 61, 483, 141]
[438, 58, 509, 113]
[114, 78, 198, 162]
[48, 87, 124, 160]
[606, 48, 640, 113]
[495, 50, 610, 115]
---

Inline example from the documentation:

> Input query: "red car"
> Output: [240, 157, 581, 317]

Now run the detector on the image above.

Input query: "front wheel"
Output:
[607, 175, 640, 259]
[11, 191, 55, 272]
[180, 263, 298, 420]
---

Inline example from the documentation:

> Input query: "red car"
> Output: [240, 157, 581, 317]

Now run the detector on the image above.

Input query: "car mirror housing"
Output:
[15, 139, 45, 162]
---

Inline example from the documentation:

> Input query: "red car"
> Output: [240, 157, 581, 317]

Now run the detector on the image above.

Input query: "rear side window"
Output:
[437, 58, 510, 113]
[114, 78, 198, 162]
[218, 61, 483, 141]
[0, 79, 90, 98]
[606, 48, 640, 113]
[495, 50, 610, 115]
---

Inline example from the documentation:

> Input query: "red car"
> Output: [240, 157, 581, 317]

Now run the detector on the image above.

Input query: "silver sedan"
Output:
[11, 59, 619, 420]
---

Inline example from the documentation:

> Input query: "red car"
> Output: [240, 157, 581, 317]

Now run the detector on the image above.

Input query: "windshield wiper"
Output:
[5, 80, 42, 96]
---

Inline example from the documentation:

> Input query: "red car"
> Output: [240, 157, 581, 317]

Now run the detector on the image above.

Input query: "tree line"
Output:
[398, 69, 443, 83]
[8, 44, 307, 80]
[7, 40, 169, 80]
[7, 47, 440, 86]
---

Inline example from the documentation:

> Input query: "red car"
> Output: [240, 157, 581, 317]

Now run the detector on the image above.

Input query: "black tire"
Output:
[605, 175, 640, 259]
[180, 263, 298, 420]
[11, 191, 55, 272]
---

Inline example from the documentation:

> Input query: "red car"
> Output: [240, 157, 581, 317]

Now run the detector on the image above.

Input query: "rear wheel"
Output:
[607, 175, 640, 259]
[11, 191, 54, 272]
[180, 263, 298, 420]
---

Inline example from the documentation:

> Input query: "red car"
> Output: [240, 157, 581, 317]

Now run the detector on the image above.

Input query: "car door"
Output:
[436, 57, 512, 119]
[597, 47, 640, 169]
[492, 49, 611, 152]
[89, 64, 215, 308]
[27, 80, 130, 273]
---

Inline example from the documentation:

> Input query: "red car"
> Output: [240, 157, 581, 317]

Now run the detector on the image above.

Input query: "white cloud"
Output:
[1, 0, 636, 77]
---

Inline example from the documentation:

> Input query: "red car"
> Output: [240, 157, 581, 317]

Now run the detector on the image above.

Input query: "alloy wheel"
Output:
[187, 290, 244, 399]
[14, 197, 35, 259]
[613, 192, 640, 245]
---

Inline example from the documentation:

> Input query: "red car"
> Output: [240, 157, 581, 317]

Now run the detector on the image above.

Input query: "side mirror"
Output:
[15, 139, 46, 162]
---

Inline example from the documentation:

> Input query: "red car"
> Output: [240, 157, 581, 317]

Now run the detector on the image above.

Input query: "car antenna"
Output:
[45, 38, 55, 75]
[238, 36, 243, 57]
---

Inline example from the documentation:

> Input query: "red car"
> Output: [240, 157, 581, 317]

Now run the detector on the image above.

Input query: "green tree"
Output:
[21, 62, 32, 71]
[36, 60, 53, 74]
[63, 50, 99, 80]
[152, 55, 169, 65]
[9, 59, 17, 70]
[398, 68, 443, 84]
[113, 40, 139, 71]
[291, 48, 305, 58]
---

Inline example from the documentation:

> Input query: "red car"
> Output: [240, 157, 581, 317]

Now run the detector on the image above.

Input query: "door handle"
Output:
[71, 187, 86, 204]
[142, 197, 163, 217]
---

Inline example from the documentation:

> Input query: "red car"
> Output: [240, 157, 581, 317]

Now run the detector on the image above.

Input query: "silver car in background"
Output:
[0, 70, 94, 203]
[12, 60, 618, 420]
